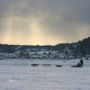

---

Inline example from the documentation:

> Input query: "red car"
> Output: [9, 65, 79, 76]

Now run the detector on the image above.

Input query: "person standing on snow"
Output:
[79, 59, 83, 67]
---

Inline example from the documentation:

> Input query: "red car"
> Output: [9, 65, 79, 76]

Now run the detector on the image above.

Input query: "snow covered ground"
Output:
[0, 59, 90, 90]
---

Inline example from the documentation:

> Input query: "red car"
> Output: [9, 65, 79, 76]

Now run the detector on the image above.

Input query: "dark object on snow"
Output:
[80, 59, 83, 67]
[31, 64, 39, 67]
[72, 64, 82, 67]
[42, 64, 51, 66]
[72, 59, 83, 68]
[56, 65, 63, 67]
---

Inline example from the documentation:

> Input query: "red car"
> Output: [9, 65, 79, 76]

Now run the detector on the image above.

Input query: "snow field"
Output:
[0, 59, 90, 90]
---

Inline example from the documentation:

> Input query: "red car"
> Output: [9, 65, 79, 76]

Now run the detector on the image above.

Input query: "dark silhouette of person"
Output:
[80, 59, 83, 67]
[77, 59, 83, 67]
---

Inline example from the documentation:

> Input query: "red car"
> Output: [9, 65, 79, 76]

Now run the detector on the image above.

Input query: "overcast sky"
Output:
[0, 0, 90, 45]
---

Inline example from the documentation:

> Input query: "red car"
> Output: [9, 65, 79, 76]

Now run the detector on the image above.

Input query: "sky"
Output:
[0, 0, 90, 45]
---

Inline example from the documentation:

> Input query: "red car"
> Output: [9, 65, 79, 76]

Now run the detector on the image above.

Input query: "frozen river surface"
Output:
[0, 59, 90, 90]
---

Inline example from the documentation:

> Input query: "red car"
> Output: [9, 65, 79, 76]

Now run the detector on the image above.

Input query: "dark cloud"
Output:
[0, 0, 90, 44]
